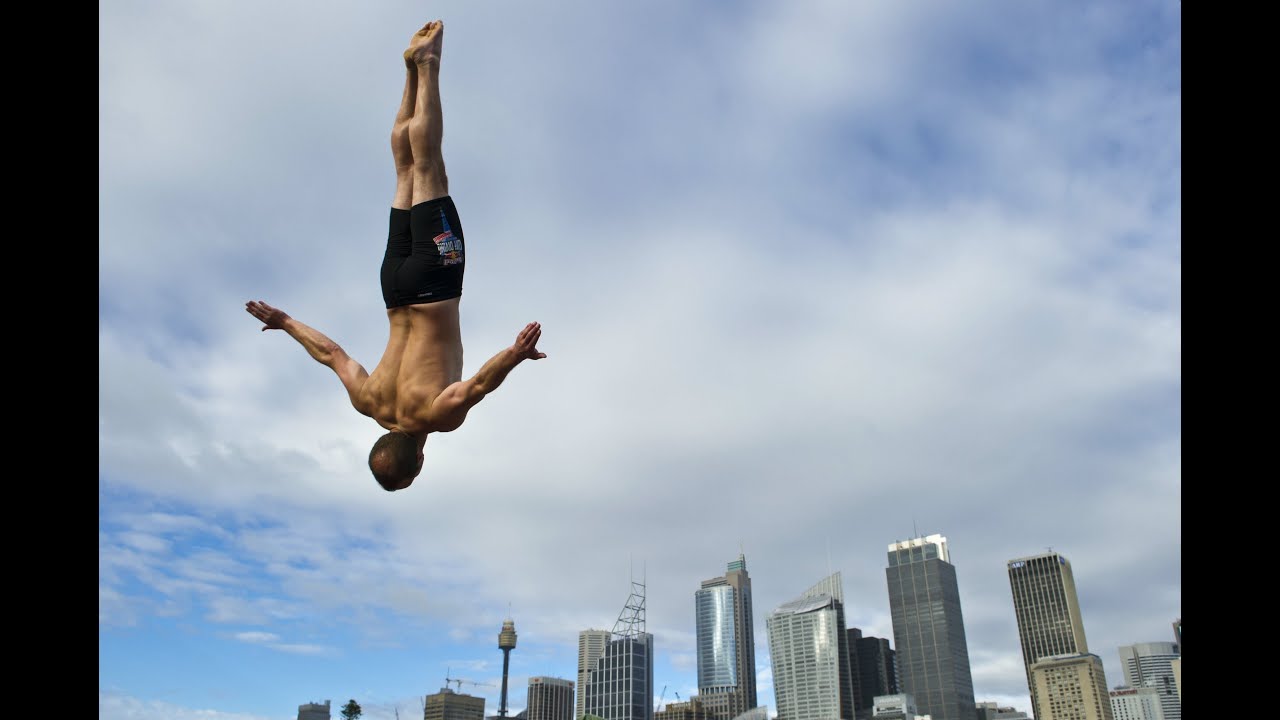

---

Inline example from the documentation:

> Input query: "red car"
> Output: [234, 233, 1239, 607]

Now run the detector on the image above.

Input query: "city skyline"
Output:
[98, 2, 1181, 718]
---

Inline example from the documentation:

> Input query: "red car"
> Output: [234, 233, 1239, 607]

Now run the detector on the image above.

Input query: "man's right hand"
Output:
[246, 300, 290, 331]
[512, 321, 548, 361]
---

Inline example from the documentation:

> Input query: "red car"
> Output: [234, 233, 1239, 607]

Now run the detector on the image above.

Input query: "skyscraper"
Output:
[1029, 653, 1113, 720]
[527, 677, 575, 720]
[1117, 643, 1180, 720]
[1006, 551, 1089, 720]
[766, 572, 855, 720]
[579, 629, 612, 720]
[846, 628, 897, 720]
[884, 534, 977, 720]
[583, 579, 655, 720]
[694, 553, 758, 720]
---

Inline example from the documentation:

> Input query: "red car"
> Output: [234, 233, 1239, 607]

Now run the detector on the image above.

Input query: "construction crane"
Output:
[445, 669, 495, 692]
[656, 685, 667, 712]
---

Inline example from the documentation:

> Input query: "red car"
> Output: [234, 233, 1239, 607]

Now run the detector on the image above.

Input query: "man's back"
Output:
[358, 299, 464, 432]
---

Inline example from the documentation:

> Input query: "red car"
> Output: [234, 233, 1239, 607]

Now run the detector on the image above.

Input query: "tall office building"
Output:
[527, 677, 575, 720]
[885, 534, 977, 720]
[847, 628, 898, 720]
[583, 579, 655, 720]
[766, 572, 855, 720]
[425, 688, 487, 720]
[1117, 643, 1180, 720]
[1109, 687, 1166, 720]
[694, 553, 758, 720]
[579, 629, 612, 720]
[1028, 653, 1113, 720]
[1006, 551, 1089, 720]
[298, 700, 331, 720]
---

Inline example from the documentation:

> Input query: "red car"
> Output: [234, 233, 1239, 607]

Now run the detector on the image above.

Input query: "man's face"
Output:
[394, 453, 425, 490]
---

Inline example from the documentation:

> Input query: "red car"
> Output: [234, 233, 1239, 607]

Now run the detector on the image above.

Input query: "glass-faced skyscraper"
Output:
[1007, 551, 1089, 720]
[885, 534, 977, 720]
[766, 572, 855, 720]
[694, 553, 758, 720]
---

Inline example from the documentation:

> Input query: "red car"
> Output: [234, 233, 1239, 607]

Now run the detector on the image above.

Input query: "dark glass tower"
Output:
[846, 628, 898, 720]
[885, 534, 976, 720]
[694, 553, 758, 719]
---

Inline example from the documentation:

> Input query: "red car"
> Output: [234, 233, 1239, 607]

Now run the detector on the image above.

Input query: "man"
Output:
[245, 19, 546, 492]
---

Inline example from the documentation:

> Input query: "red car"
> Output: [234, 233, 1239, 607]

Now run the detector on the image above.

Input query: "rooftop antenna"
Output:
[826, 537, 832, 578]
[913, 518, 919, 539]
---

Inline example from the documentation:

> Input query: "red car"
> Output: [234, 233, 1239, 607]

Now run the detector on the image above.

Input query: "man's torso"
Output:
[356, 299, 463, 432]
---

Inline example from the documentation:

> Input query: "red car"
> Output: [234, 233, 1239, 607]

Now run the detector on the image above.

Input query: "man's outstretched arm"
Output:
[245, 300, 369, 404]
[470, 321, 548, 395]
[442, 322, 547, 415]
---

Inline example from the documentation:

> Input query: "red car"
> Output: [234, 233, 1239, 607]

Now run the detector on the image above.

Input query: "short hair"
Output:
[368, 431, 419, 491]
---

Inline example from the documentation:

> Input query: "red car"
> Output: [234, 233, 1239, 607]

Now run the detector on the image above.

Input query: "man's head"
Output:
[368, 430, 425, 491]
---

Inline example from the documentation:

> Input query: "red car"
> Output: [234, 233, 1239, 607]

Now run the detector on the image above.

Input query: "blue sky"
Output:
[99, 2, 1181, 718]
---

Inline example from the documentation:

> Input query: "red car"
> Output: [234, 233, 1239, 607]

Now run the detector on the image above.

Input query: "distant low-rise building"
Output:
[298, 700, 331, 720]
[426, 687, 486, 720]
[874, 693, 933, 719]
[655, 697, 714, 720]
[974, 701, 1028, 720]
[1109, 686, 1165, 720]
[1030, 653, 1113, 720]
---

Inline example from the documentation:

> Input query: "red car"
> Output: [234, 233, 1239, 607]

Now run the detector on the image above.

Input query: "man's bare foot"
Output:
[403, 20, 443, 67]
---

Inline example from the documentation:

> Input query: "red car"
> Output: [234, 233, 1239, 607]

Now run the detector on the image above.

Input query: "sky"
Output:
[99, 2, 1181, 719]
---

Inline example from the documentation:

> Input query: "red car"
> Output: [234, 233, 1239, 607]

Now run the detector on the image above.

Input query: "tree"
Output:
[340, 699, 362, 720]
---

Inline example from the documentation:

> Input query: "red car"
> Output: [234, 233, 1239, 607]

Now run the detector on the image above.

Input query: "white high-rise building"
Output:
[1117, 643, 1179, 720]
[766, 572, 855, 720]
[579, 629, 612, 720]
[1109, 686, 1165, 720]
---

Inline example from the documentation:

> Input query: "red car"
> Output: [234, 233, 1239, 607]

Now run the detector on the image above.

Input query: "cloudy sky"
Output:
[99, 1, 1180, 718]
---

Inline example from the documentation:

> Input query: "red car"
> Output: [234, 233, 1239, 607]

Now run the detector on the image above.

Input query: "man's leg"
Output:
[406, 20, 448, 205]
[391, 46, 419, 210]
[382, 32, 426, 308]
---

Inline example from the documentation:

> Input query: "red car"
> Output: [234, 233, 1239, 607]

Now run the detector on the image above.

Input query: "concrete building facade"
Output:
[1006, 552, 1089, 720]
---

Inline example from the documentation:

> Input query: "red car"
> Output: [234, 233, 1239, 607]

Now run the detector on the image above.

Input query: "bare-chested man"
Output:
[245, 19, 546, 492]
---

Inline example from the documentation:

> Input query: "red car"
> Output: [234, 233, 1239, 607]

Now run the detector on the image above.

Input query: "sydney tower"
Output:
[497, 617, 517, 717]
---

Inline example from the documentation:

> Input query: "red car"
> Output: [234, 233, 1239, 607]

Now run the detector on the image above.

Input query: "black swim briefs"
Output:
[381, 195, 466, 308]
